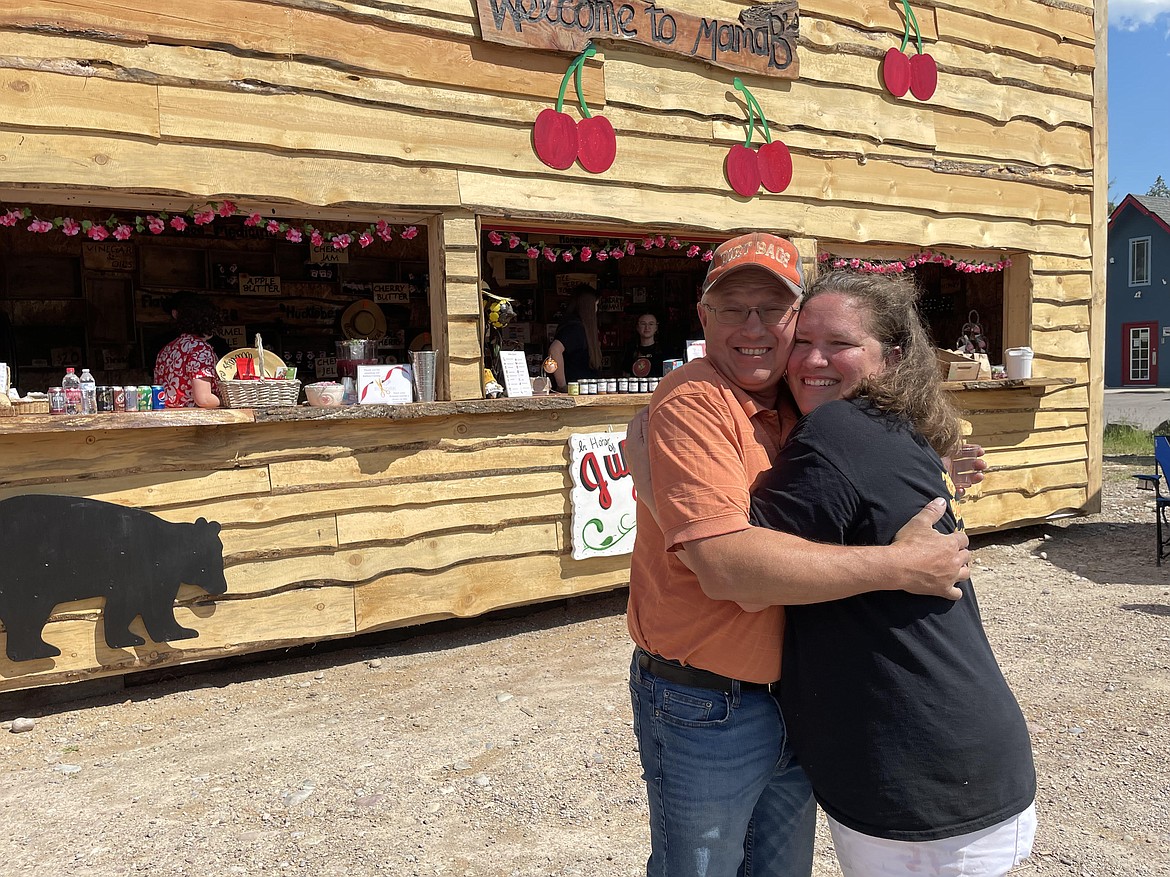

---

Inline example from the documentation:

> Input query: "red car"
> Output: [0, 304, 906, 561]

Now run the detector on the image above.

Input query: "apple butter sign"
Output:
[476, 1, 799, 79]
[568, 432, 637, 560]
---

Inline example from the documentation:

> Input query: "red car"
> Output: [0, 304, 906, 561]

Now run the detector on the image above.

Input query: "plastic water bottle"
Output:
[79, 368, 97, 415]
[62, 367, 81, 415]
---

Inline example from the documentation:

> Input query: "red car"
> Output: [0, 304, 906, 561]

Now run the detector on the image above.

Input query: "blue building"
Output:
[1106, 195, 1170, 386]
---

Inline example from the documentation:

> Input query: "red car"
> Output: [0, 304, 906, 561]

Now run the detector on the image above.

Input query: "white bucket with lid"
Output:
[1005, 347, 1034, 379]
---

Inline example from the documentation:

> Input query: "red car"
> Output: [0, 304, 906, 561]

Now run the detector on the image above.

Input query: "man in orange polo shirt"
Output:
[627, 232, 972, 877]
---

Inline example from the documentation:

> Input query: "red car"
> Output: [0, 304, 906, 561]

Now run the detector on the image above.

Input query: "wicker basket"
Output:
[218, 379, 302, 408]
[13, 398, 50, 415]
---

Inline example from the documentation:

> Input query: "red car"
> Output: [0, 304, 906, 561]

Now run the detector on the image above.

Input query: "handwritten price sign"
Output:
[568, 431, 636, 560]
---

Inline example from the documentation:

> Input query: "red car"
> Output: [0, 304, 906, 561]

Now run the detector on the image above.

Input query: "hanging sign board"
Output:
[239, 274, 281, 296]
[309, 244, 348, 264]
[82, 242, 136, 272]
[372, 283, 413, 305]
[568, 432, 637, 560]
[219, 325, 247, 350]
[475, 0, 799, 79]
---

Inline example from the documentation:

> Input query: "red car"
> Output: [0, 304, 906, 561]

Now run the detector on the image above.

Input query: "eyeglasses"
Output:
[700, 302, 799, 326]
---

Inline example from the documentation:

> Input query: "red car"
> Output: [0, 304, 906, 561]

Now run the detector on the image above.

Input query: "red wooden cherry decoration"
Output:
[757, 141, 793, 194]
[909, 53, 938, 101]
[725, 144, 761, 197]
[533, 108, 578, 170]
[577, 115, 617, 174]
[882, 47, 911, 98]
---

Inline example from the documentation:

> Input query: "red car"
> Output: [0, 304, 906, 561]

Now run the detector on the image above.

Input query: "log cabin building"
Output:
[0, 0, 1106, 692]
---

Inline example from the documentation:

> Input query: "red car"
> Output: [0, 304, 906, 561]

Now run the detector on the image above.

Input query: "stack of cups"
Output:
[411, 350, 436, 402]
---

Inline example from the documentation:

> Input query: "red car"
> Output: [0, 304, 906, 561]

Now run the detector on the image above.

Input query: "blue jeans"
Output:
[629, 651, 815, 877]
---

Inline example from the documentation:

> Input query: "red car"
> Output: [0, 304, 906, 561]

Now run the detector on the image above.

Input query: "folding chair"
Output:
[1133, 435, 1170, 565]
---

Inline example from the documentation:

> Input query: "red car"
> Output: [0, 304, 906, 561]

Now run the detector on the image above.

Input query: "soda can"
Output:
[48, 386, 66, 415]
[97, 386, 115, 412]
[124, 386, 139, 412]
[151, 385, 166, 410]
[137, 385, 153, 412]
[113, 386, 126, 411]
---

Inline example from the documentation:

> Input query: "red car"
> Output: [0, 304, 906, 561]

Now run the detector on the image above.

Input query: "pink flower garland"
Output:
[0, 201, 420, 253]
[486, 230, 716, 264]
[818, 250, 1011, 274]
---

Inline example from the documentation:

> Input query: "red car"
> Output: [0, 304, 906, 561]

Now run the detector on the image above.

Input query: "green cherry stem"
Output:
[573, 44, 598, 119]
[555, 44, 594, 114]
[733, 77, 771, 146]
[898, 0, 923, 55]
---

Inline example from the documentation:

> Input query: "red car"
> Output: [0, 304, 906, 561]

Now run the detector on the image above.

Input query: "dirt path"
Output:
[2, 461, 1168, 877]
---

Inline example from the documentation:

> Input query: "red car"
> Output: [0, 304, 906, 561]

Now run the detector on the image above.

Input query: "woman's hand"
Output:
[944, 443, 987, 498]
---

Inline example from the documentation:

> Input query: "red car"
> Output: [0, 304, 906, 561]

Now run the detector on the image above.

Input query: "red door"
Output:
[1122, 322, 1158, 385]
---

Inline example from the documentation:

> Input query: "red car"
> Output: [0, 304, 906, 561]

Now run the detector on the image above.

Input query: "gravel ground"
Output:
[1, 460, 1168, 877]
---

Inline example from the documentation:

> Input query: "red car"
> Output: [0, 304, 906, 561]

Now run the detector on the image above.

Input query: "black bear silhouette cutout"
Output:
[0, 495, 228, 662]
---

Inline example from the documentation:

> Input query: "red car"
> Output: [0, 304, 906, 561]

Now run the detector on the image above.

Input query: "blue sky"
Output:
[1109, 1, 1170, 201]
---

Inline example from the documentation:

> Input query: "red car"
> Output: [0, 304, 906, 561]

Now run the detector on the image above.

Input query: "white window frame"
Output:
[1130, 236, 1151, 287]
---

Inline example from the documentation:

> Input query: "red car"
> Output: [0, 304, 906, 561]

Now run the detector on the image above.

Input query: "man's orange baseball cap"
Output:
[701, 232, 804, 298]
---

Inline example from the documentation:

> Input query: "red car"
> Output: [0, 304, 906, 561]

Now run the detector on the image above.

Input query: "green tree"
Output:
[1148, 175, 1170, 197]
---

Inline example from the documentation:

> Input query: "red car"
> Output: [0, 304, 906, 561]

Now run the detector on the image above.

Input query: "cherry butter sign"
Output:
[568, 432, 636, 560]
[477, 1, 799, 79]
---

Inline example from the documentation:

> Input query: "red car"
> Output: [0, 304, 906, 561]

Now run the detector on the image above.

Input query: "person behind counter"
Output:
[548, 286, 601, 391]
[154, 293, 223, 409]
[625, 312, 667, 378]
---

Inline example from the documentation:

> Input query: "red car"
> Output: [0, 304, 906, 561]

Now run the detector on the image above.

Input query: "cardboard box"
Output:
[937, 349, 981, 381]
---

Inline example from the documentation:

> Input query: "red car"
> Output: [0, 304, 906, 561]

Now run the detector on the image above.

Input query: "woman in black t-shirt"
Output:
[548, 286, 601, 390]
[749, 270, 1035, 875]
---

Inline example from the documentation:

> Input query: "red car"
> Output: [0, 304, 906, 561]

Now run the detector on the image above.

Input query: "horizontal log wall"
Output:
[0, 0, 1104, 688]
[0, 408, 636, 691]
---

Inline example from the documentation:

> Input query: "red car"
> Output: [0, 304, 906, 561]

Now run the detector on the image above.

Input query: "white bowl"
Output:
[305, 382, 345, 406]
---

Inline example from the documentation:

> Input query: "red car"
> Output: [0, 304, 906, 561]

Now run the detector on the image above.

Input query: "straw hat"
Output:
[341, 299, 387, 340]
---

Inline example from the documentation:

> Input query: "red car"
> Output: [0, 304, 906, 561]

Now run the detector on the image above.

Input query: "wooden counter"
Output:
[0, 377, 1084, 693]
[0, 398, 647, 692]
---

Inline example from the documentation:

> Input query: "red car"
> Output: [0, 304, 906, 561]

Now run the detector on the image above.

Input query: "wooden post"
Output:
[1002, 254, 1033, 351]
[1086, 0, 1109, 514]
[437, 212, 485, 400]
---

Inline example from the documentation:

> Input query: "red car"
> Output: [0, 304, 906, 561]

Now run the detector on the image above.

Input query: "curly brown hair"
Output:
[802, 269, 962, 457]
[168, 292, 223, 338]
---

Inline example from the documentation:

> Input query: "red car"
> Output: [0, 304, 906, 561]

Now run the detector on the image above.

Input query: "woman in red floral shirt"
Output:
[154, 294, 222, 408]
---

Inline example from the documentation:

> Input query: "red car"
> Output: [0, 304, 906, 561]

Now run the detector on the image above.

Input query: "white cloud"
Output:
[1111, 0, 1170, 29]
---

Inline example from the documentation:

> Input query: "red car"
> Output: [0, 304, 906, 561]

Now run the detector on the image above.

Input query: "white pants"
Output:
[828, 803, 1037, 877]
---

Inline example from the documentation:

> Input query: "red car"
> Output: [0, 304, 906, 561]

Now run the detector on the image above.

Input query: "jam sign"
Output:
[567, 431, 637, 560]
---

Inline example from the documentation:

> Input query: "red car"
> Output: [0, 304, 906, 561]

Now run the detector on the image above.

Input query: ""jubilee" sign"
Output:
[476, 1, 799, 79]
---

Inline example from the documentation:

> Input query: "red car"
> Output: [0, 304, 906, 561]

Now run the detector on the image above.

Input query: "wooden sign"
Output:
[219, 325, 247, 349]
[372, 283, 412, 305]
[475, 0, 799, 79]
[82, 242, 136, 272]
[239, 274, 281, 296]
[50, 346, 83, 368]
[309, 244, 349, 264]
[568, 432, 636, 560]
